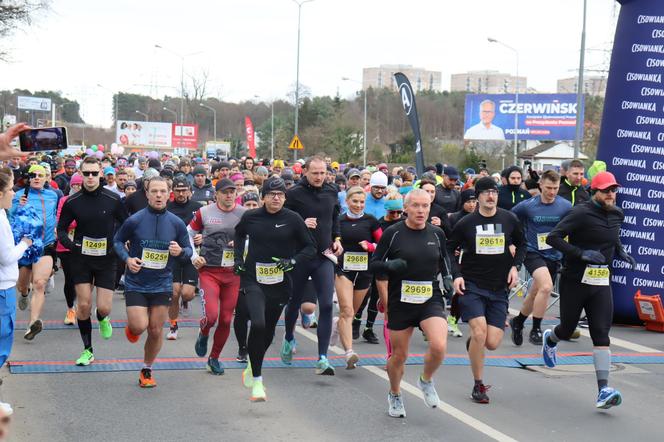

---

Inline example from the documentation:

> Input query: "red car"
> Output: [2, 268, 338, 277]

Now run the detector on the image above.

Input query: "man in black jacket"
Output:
[558, 159, 590, 206]
[497, 166, 531, 210]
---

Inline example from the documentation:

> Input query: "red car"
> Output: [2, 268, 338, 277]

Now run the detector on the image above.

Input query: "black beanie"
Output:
[474, 177, 498, 197]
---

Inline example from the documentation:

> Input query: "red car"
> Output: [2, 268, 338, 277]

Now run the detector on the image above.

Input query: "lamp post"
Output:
[162, 107, 177, 123]
[291, 0, 315, 161]
[342, 77, 367, 167]
[199, 103, 217, 142]
[135, 110, 148, 122]
[97, 83, 118, 130]
[488, 38, 520, 165]
[574, 0, 588, 159]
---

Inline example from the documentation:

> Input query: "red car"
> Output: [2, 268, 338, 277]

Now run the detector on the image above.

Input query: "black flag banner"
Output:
[394, 72, 425, 176]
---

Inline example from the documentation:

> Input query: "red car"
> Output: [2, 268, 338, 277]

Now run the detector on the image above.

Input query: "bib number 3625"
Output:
[581, 265, 610, 286]
[400, 281, 433, 304]
[141, 248, 169, 270]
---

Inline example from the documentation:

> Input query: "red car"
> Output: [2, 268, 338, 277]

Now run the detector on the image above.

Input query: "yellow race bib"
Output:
[581, 265, 610, 286]
[221, 249, 235, 267]
[343, 252, 368, 271]
[537, 232, 552, 251]
[141, 248, 169, 270]
[82, 236, 107, 256]
[256, 262, 284, 285]
[400, 280, 433, 304]
[475, 234, 505, 255]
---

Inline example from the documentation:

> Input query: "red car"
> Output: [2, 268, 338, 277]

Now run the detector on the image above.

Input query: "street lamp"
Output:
[573, 0, 588, 159]
[162, 107, 177, 123]
[135, 110, 148, 122]
[488, 37, 520, 165]
[97, 83, 119, 130]
[200, 103, 217, 143]
[342, 77, 367, 167]
[292, 0, 315, 161]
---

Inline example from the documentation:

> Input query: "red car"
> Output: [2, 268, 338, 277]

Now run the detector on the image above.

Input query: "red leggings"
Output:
[199, 268, 240, 359]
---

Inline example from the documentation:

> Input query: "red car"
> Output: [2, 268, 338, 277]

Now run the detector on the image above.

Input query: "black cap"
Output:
[262, 176, 287, 194]
[215, 178, 236, 192]
[334, 174, 347, 184]
[148, 158, 162, 170]
[193, 166, 207, 176]
[172, 176, 191, 189]
[460, 189, 477, 204]
[242, 192, 260, 204]
[159, 169, 174, 179]
[474, 177, 498, 196]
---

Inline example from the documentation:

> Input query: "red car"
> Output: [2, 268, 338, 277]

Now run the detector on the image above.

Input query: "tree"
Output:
[0, 1, 50, 61]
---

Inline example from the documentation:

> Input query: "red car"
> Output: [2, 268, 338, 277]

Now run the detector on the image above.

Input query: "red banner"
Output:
[245, 116, 256, 158]
[172, 124, 199, 149]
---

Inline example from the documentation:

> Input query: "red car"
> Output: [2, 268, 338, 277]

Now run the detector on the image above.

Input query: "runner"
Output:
[542, 171, 631, 409]
[447, 177, 526, 404]
[370, 189, 452, 418]
[233, 176, 316, 401]
[11, 164, 59, 341]
[114, 176, 192, 387]
[281, 156, 342, 375]
[188, 178, 246, 375]
[332, 186, 382, 368]
[57, 156, 128, 365]
[191, 165, 215, 205]
[558, 159, 590, 206]
[165, 176, 202, 340]
[509, 170, 571, 345]
[497, 166, 531, 210]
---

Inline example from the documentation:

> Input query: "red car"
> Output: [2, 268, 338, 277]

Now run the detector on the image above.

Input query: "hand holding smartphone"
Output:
[18, 127, 68, 152]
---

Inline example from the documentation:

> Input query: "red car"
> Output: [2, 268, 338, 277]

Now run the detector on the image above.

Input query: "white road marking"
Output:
[295, 326, 518, 442]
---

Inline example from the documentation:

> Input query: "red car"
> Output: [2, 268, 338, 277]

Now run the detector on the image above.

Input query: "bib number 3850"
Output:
[256, 263, 284, 285]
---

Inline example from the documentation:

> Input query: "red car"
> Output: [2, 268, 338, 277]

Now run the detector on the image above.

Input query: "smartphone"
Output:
[19, 127, 68, 152]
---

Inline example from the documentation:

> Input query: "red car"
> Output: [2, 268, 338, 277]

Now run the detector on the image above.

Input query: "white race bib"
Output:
[343, 252, 368, 271]
[537, 232, 552, 250]
[141, 248, 169, 270]
[256, 262, 284, 285]
[82, 236, 107, 256]
[221, 249, 235, 267]
[400, 280, 433, 304]
[475, 233, 505, 255]
[581, 265, 610, 286]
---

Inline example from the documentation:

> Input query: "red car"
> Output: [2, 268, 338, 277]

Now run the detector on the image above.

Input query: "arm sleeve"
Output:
[293, 214, 317, 266]
[510, 199, 527, 223]
[233, 213, 248, 265]
[332, 198, 341, 240]
[176, 220, 192, 260]
[57, 199, 77, 251]
[510, 213, 527, 268]
[446, 222, 464, 279]
[113, 217, 133, 262]
[435, 229, 452, 277]
[369, 227, 396, 280]
[188, 209, 204, 232]
[546, 208, 584, 259]
[114, 198, 129, 224]
[187, 226, 200, 262]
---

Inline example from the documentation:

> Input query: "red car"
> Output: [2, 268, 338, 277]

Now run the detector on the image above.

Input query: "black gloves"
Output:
[580, 250, 605, 265]
[233, 262, 245, 275]
[272, 257, 295, 272]
[384, 258, 407, 274]
[617, 247, 637, 269]
[442, 275, 454, 294]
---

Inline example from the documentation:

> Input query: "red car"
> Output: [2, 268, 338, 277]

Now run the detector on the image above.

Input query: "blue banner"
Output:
[463, 94, 583, 141]
[597, 0, 664, 324]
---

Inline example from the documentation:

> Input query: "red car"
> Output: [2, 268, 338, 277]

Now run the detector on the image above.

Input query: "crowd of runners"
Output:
[0, 123, 631, 415]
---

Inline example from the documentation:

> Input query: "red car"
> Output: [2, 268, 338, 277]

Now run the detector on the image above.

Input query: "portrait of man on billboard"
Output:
[464, 99, 506, 140]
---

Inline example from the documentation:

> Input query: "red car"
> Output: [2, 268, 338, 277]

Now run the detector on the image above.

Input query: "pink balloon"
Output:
[98, 145, 105, 152]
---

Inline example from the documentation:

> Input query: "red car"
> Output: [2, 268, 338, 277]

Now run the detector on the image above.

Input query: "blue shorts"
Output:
[457, 281, 508, 329]
[0, 287, 17, 368]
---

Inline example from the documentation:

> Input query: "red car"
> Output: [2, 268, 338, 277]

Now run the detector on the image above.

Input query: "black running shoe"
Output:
[352, 320, 361, 340]
[363, 328, 380, 344]
[509, 317, 524, 346]
[471, 384, 491, 404]
[236, 347, 248, 363]
[529, 328, 543, 345]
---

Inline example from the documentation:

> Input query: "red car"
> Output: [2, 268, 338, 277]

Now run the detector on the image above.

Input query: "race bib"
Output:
[256, 262, 284, 285]
[475, 233, 505, 255]
[343, 252, 368, 271]
[141, 248, 169, 270]
[581, 265, 610, 286]
[82, 236, 107, 256]
[400, 280, 433, 304]
[221, 249, 235, 267]
[537, 232, 552, 251]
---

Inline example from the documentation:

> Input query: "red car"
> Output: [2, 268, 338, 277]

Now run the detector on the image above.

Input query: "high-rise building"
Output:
[450, 70, 527, 94]
[557, 76, 607, 97]
[362, 65, 442, 92]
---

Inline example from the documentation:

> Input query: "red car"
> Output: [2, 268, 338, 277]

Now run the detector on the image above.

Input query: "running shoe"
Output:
[236, 347, 248, 363]
[97, 312, 112, 340]
[330, 317, 340, 347]
[75, 348, 94, 366]
[291, 338, 298, 355]
[167, 323, 178, 341]
[315, 356, 335, 375]
[64, 308, 76, 325]
[345, 352, 359, 370]
[301, 312, 313, 329]
[542, 329, 558, 368]
[529, 328, 543, 345]
[571, 328, 581, 339]
[471, 383, 491, 404]
[206, 357, 225, 375]
[23, 319, 43, 341]
[242, 364, 253, 388]
[388, 392, 406, 418]
[417, 376, 440, 408]
[125, 325, 140, 343]
[308, 313, 318, 328]
[509, 317, 523, 346]
[139, 368, 156, 388]
[352, 320, 361, 340]
[46, 275, 55, 295]
[363, 328, 380, 344]
[596, 387, 622, 409]
[250, 380, 266, 402]
[18, 293, 29, 311]
[195, 330, 209, 357]
[447, 316, 463, 338]
[280, 338, 295, 365]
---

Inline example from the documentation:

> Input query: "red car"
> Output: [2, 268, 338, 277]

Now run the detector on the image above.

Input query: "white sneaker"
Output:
[345, 351, 359, 369]
[330, 317, 340, 347]
[46, 276, 55, 295]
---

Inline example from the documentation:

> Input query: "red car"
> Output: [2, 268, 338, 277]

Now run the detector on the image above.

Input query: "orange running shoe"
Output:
[139, 368, 156, 388]
[64, 308, 76, 325]
[125, 326, 140, 343]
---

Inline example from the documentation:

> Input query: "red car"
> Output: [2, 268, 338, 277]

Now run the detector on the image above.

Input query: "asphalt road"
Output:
[2, 273, 663, 441]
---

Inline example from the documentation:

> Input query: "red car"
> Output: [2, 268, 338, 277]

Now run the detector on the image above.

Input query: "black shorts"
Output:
[172, 259, 198, 285]
[302, 278, 317, 304]
[125, 291, 172, 307]
[336, 269, 372, 290]
[524, 252, 560, 280]
[19, 242, 56, 269]
[387, 292, 446, 331]
[457, 281, 508, 329]
[71, 255, 117, 291]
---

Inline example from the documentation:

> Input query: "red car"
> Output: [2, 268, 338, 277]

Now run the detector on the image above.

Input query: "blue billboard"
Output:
[463, 93, 584, 141]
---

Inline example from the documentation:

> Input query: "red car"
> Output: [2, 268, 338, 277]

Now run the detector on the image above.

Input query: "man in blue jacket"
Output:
[114, 176, 192, 388]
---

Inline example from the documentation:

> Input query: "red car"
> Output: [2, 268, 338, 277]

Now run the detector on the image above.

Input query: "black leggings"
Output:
[58, 252, 76, 309]
[554, 275, 613, 347]
[355, 279, 379, 329]
[233, 290, 250, 351]
[244, 279, 289, 377]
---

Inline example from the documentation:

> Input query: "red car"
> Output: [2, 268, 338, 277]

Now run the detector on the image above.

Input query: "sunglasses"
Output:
[388, 210, 403, 215]
[598, 187, 618, 194]
[82, 171, 100, 177]
[28, 173, 46, 179]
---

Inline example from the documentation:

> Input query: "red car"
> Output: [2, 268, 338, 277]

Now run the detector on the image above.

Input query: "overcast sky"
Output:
[2, 0, 619, 127]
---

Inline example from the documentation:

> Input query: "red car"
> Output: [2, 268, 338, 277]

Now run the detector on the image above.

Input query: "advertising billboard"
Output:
[17, 96, 52, 111]
[463, 94, 583, 141]
[172, 124, 199, 149]
[116, 120, 173, 147]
